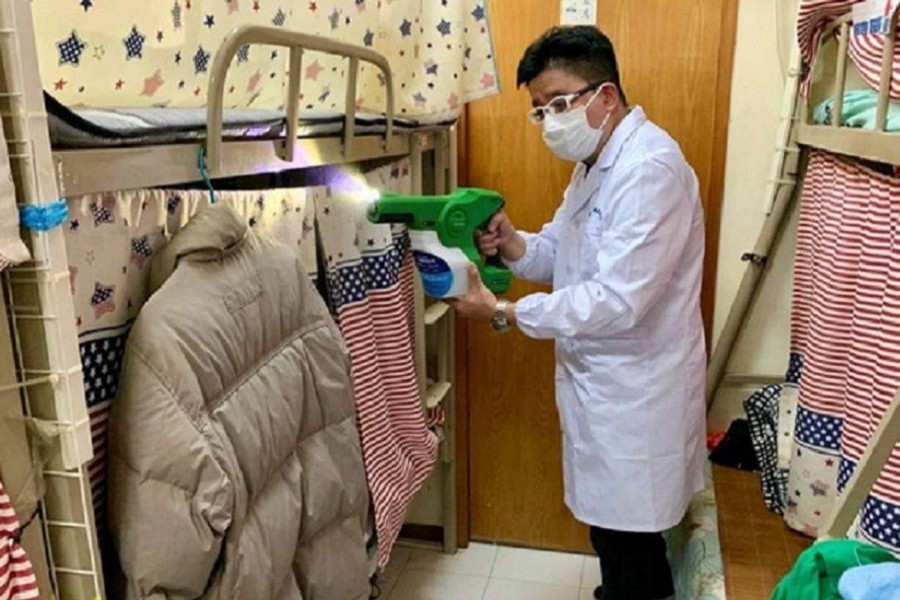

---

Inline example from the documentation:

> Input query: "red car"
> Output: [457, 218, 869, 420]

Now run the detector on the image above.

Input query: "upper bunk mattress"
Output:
[46, 93, 448, 149]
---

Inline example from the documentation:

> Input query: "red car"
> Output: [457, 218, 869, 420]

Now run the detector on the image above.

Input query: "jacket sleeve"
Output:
[515, 159, 695, 339]
[107, 345, 234, 600]
[505, 206, 565, 285]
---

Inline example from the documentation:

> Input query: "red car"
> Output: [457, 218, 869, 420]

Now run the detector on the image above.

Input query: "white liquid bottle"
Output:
[409, 230, 471, 299]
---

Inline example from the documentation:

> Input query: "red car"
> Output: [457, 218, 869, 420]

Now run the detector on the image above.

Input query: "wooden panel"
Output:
[464, 0, 736, 551]
[465, 0, 592, 553]
[454, 113, 471, 549]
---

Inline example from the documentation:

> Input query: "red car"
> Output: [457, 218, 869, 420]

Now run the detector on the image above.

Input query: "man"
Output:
[450, 26, 707, 600]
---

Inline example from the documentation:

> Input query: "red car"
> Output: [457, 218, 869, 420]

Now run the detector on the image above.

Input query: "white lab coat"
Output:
[509, 107, 707, 532]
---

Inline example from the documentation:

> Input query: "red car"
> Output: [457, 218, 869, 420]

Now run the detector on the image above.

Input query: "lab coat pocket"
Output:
[578, 356, 654, 459]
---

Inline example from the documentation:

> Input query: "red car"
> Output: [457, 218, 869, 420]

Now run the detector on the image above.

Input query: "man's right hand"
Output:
[477, 211, 526, 262]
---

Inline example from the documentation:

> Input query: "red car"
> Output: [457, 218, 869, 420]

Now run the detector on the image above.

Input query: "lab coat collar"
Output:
[595, 105, 647, 171]
[566, 106, 647, 217]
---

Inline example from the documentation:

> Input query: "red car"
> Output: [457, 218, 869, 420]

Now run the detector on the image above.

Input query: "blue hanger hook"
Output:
[197, 146, 217, 205]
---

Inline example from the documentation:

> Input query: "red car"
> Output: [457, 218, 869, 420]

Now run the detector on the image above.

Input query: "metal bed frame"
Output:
[707, 5, 900, 548]
[0, 1, 459, 597]
[797, 12, 900, 165]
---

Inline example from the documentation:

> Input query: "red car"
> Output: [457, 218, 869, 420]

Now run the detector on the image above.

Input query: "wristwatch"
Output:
[491, 299, 512, 333]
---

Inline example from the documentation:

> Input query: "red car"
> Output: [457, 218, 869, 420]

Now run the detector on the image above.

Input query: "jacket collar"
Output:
[150, 203, 249, 294]
[566, 106, 647, 217]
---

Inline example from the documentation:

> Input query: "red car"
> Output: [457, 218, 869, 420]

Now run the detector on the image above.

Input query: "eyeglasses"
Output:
[527, 82, 605, 124]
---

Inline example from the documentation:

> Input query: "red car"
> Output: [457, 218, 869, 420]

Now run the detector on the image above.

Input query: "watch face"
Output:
[491, 300, 510, 331]
[491, 313, 510, 331]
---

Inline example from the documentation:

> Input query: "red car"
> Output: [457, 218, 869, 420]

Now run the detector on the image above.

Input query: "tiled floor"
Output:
[377, 543, 599, 600]
[377, 466, 810, 600]
[713, 465, 812, 599]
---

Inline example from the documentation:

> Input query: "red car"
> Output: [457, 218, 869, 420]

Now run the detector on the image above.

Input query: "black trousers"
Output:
[589, 526, 675, 600]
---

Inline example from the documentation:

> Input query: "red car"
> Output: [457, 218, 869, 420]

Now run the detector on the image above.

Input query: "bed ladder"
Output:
[0, 0, 104, 598]
[706, 41, 807, 410]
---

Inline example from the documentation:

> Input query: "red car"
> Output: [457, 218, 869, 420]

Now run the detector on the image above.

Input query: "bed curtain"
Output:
[32, 0, 499, 122]
[784, 150, 900, 554]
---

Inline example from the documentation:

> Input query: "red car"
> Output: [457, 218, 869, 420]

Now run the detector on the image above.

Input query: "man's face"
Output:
[526, 68, 614, 129]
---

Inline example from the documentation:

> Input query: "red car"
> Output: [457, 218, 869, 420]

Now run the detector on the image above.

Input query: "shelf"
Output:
[423, 381, 451, 409]
[797, 123, 900, 166]
[424, 301, 450, 326]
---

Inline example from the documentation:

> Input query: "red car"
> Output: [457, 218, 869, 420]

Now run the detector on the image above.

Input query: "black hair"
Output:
[516, 26, 626, 104]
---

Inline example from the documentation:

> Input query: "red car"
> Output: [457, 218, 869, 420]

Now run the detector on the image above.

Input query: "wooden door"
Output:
[462, 0, 738, 552]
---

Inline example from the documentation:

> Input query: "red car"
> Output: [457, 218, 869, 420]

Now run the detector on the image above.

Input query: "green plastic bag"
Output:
[770, 539, 898, 600]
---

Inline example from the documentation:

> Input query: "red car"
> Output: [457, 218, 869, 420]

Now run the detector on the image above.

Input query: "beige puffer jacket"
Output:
[107, 204, 370, 599]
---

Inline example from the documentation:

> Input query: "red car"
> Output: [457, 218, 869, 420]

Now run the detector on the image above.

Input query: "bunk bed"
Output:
[0, 1, 489, 598]
[797, 10, 900, 164]
[47, 25, 443, 196]
[708, 0, 900, 569]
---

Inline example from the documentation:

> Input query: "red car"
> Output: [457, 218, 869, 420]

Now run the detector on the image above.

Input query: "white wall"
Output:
[709, 0, 800, 429]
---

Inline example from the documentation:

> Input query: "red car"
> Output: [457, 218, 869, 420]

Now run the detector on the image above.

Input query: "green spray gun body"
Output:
[367, 187, 512, 296]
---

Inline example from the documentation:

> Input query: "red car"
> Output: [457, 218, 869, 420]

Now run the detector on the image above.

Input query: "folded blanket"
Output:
[813, 90, 900, 131]
[838, 562, 900, 600]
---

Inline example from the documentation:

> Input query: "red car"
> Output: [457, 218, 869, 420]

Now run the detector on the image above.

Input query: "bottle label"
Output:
[412, 251, 454, 297]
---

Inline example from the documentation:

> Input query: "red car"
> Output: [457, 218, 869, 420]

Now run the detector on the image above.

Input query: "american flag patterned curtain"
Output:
[0, 479, 39, 600]
[315, 159, 438, 568]
[785, 150, 900, 554]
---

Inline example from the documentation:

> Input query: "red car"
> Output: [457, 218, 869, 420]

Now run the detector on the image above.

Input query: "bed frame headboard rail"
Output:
[808, 10, 897, 133]
[205, 25, 396, 174]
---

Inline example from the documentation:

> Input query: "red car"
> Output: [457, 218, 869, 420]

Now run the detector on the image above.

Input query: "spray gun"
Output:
[367, 187, 513, 299]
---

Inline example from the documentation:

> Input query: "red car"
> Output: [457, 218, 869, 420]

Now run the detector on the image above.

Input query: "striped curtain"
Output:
[0, 479, 39, 600]
[315, 159, 438, 569]
[786, 150, 900, 553]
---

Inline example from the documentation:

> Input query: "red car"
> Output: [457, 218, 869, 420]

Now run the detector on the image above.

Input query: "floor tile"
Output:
[492, 546, 584, 587]
[579, 587, 597, 600]
[406, 542, 498, 577]
[580, 555, 601, 590]
[381, 547, 412, 583]
[377, 546, 412, 599]
[713, 465, 811, 600]
[483, 579, 579, 600]
[388, 570, 488, 600]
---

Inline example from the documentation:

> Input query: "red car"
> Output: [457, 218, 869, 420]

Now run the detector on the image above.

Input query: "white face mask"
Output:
[541, 86, 610, 163]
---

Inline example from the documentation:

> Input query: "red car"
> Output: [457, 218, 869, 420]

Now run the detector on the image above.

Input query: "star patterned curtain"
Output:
[32, 0, 499, 122]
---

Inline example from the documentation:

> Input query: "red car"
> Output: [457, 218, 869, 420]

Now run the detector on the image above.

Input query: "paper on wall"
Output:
[560, 0, 597, 26]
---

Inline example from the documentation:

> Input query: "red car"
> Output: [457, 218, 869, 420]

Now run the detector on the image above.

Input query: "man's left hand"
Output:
[447, 263, 497, 321]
